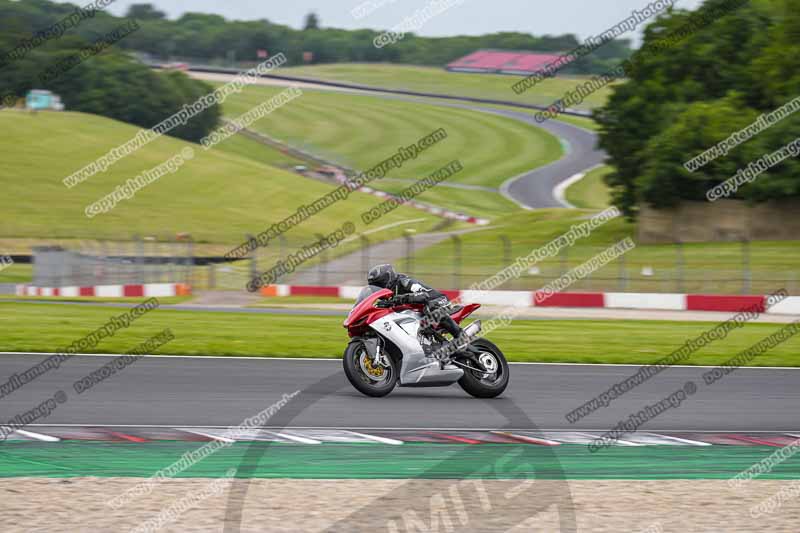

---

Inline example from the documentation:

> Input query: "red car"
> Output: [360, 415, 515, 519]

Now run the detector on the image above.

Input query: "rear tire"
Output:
[343, 340, 398, 397]
[457, 338, 509, 398]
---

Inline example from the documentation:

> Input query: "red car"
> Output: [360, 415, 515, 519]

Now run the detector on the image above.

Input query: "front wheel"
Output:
[343, 340, 398, 397]
[457, 338, 509, 398]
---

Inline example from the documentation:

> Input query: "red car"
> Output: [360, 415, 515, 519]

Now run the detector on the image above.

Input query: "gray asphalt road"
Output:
[494, 111, 605, 208]
[2, 354, 797, 431]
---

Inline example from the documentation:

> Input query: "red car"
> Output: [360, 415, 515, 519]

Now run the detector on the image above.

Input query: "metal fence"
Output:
[28, 234, 800, 296]
[32, 237, 195, 287]
[195, 234, 800, 296]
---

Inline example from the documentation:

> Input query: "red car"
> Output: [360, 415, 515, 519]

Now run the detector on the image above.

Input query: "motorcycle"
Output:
[342, 285, 509, 398]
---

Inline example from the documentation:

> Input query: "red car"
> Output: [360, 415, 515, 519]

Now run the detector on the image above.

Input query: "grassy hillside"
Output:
[220, 85, 564, 217]
[212, 133, 306, 170]
[0, 110, 440, 245]
[281, 64, 614, 111]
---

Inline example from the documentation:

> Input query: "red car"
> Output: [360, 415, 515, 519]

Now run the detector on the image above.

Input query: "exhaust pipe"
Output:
[463, 320, 481, 338]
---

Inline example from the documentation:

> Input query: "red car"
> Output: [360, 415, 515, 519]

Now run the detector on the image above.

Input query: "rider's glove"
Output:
[377, 296, 400, 307]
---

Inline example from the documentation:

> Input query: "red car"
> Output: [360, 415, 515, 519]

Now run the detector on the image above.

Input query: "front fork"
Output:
[357, 337, 389, 367]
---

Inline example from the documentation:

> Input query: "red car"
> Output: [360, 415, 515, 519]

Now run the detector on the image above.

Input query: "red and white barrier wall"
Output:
[15, 282, 799, 315]
[260, 285, 800, 315]
[16, 283, 191, 298]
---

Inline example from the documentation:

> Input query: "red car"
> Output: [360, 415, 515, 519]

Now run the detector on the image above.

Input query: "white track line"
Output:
[4, 351, 800, 370]
[347, 431, 403, 445]
[643, 433, 712, 446]
[586, 432, 639, 446]
[275, 432, 321, 444]
[22, 424, 800, 433]
[341, 218, 428, 243]
[493, 431, 561, 446]
[180, 428, 235, 443]
[552, 172, 582, 209]
[574, 432, 643, 446]
[15, 429, 60, 442]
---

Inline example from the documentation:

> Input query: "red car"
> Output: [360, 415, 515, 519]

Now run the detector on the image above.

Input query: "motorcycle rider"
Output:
[367, 263, 471, 358]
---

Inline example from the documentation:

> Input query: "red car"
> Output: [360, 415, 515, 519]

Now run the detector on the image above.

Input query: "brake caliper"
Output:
[363, 356, 385, 377]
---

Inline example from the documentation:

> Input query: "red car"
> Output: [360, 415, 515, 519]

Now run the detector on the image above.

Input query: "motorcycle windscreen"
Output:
[351, 285, 385, 309]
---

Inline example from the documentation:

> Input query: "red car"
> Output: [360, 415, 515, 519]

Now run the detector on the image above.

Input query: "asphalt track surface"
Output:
[188, 71, 605, 209]
[470, 105, 604, 208]
[2, 354, 798, 432]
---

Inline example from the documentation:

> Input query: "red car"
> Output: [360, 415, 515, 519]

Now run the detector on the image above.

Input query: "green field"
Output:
[552, 114, 599, 131]
[0, 111, 441, 249]
[220, 85, 563, 217]
[211, 132, 306, 170]
[1, 302, 798, 366]
[0, 263, 31, 283]
[565, 165, 612, 209]
[281, 64, 614, 111]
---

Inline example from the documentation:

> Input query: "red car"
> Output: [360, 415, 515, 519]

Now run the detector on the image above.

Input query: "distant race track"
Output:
[185, 68, 605, 209]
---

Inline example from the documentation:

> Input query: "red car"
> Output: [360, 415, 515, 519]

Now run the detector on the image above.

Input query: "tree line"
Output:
[595, 0, 800, 217]
[0, 0, 636, 143]
[0, 0, 219, 142]
[2, 1, 634, 71]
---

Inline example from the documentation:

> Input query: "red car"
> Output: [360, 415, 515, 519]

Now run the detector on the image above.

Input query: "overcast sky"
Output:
[105, 0, 706, 44]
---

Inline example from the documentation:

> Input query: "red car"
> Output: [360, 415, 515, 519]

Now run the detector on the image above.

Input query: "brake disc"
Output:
[359, 353, 389, 383]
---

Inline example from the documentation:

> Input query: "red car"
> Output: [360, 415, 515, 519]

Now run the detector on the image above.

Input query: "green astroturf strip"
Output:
[1, 442, 800, 480]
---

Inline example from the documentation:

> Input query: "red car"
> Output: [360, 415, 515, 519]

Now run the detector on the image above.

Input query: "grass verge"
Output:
[0, 263, 31, 283]
[565, 165, 612, 209]
[1, 302, 797, 366]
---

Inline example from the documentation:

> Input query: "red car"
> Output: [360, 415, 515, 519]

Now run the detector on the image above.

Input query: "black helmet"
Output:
[367, 263, 397, 289]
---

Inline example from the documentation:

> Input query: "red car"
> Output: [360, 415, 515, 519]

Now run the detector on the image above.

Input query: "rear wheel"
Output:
[456, 339, 509, 398]
[343, 340, 398, 397]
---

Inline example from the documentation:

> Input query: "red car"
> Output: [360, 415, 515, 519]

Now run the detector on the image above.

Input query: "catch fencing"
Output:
[23, 234, 799, 296]
[195, 234, 799, 296]
[31, 237, 195, 287]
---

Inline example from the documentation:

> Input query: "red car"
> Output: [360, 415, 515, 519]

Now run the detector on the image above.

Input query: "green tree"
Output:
[304, 12, 320, 30]
[595, 0, 789, 217]
[126, 3, 167, 20]
[0, 0, 636, 74]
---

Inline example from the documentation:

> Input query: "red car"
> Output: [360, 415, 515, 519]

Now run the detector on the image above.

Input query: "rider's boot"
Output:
[435, 316, 479, 360]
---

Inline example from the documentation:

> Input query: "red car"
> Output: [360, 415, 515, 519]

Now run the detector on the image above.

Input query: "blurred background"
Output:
[1, 0, 798, 302]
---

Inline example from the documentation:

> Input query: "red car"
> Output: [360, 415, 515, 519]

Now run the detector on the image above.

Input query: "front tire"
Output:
[457, 338, 509, 398]
[343, 340, 398, 397]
